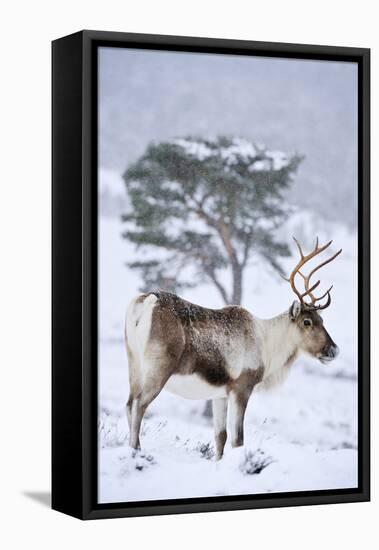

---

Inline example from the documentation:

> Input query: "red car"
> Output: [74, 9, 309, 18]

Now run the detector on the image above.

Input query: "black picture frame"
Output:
[52, 30, 370, 520]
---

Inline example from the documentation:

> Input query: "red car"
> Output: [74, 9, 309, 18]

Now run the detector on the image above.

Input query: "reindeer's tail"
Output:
[125, 293, 158, 359]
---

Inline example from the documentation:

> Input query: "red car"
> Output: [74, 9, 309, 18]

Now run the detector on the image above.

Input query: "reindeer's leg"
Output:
[126, 395, 132, 432]
[129, 377, 170, 450]
[126, 343, 141, 439]
[228, 369, 263, 449]
[129, 396, 145, 450]
[228, 391, 249, 448]
[129, 356, 175, 450]
[212, 398, 228, 459]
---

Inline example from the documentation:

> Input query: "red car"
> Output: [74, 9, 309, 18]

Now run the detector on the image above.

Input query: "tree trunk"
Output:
[203, 400, 213, 420]
[231, 263, 243, 305]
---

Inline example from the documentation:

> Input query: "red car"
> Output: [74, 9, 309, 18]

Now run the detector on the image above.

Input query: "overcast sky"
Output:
[99, 47, 358, 226]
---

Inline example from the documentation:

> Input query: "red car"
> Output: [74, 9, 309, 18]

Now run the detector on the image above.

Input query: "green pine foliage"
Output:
[122, 136, 302, 305]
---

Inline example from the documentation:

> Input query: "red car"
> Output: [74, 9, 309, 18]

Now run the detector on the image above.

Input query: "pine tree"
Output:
[122, 136, 302, 305]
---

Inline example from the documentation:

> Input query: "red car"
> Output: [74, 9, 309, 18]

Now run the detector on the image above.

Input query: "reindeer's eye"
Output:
[303, 319, 312, 327]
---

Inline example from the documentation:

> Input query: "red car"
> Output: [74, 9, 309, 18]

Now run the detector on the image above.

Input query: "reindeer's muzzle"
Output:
[319, 342, 339, 364]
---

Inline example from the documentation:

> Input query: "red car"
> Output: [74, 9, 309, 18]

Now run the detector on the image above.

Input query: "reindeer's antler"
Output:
[283, 237, 342, 310]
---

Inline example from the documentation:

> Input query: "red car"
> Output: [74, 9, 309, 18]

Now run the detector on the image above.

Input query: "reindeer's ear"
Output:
[289, 300, 301, 319]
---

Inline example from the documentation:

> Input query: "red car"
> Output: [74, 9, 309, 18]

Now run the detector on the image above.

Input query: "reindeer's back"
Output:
[149, 291, 253, 331]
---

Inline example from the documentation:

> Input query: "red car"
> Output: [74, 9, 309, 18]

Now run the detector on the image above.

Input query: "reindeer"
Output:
[125, 238, 342, 459]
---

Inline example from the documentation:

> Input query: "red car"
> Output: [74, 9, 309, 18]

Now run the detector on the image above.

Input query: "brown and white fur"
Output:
[125, 290, 338, 459]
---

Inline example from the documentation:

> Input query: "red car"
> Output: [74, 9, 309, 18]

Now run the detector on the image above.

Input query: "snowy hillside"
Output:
[98, 212, 358, 503]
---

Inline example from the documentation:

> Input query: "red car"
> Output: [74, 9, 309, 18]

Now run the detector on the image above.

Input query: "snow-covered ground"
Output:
[98, 202, 358, 504]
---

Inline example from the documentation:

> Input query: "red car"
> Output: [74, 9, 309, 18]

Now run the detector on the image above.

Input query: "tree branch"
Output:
[241, 233, 253, 268]
[204, 267, 230, 304]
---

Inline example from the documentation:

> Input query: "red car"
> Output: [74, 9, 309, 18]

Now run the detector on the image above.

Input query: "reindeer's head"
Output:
[284, 237, 342, 364]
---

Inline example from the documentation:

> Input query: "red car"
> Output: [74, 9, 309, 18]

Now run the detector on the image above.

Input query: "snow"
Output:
[249, 159, 271, 172]
[219, 137, 257, 166]
[98, 209, 358, 504]
[172, 138, 214, 161]
[266, 150, 289, 170]
[171, 137, 290, 172]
